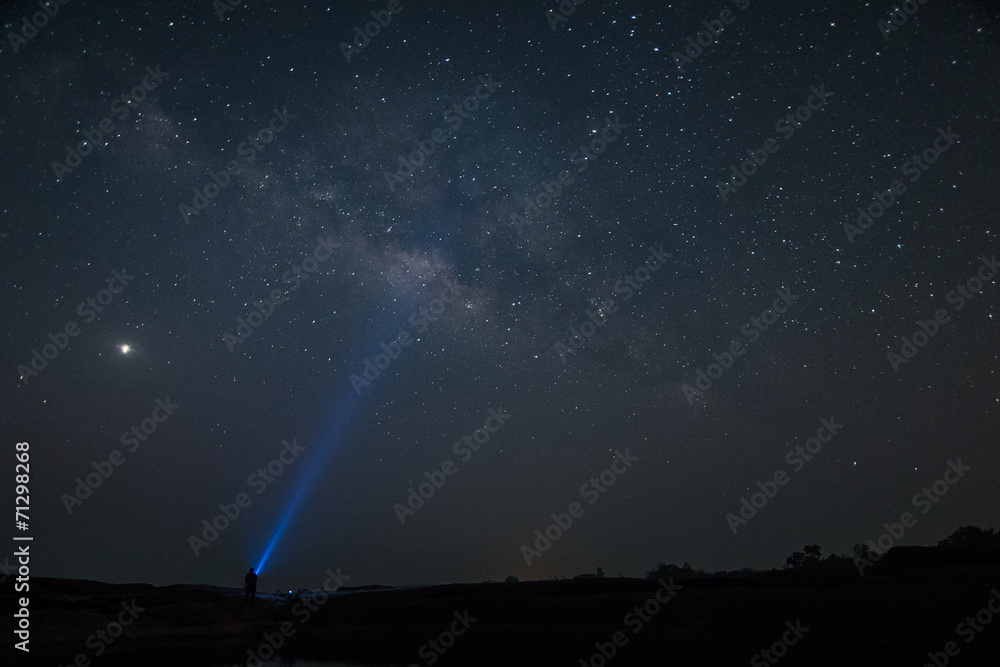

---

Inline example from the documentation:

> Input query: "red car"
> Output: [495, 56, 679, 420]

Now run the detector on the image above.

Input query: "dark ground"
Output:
[3, 548, 999, 666]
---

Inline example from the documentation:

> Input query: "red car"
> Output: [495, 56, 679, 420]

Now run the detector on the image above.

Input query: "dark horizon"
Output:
[20, 525, 995, 600]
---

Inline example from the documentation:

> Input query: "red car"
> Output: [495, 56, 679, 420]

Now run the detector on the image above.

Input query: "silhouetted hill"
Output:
[3, 549, 999, 666]
[873, 545, 1000, 570]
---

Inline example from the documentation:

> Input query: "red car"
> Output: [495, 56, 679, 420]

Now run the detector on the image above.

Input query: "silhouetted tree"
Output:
[785, 545, 823, 569]
[938, 526, 996, 549]
[596, 567, 605, 578]
[785, 551, 806, 569]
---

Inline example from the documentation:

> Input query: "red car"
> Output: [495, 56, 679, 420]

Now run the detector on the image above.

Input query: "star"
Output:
[120, 345, 131, 355]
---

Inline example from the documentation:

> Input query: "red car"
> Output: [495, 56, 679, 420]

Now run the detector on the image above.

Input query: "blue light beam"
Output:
[253, 285, 427, 574]
[255, 388, 361, 574]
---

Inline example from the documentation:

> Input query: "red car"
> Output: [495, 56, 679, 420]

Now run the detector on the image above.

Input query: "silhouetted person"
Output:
[244, 568, 258, 602]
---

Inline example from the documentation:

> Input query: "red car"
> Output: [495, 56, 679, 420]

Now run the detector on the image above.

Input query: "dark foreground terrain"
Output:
[3, 547, 999, 667]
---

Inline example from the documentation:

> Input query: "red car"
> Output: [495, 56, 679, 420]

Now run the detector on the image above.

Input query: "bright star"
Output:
[120, 345, 131, 355]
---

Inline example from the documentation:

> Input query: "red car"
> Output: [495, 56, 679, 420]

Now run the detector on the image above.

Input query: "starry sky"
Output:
[1, 0, 999, 590]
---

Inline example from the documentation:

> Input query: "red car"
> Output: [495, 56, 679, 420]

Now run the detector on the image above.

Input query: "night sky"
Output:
[2, 0, 999, 592]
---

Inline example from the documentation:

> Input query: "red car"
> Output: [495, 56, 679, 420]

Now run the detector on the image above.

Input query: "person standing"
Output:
[244, 567, 258, 602]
